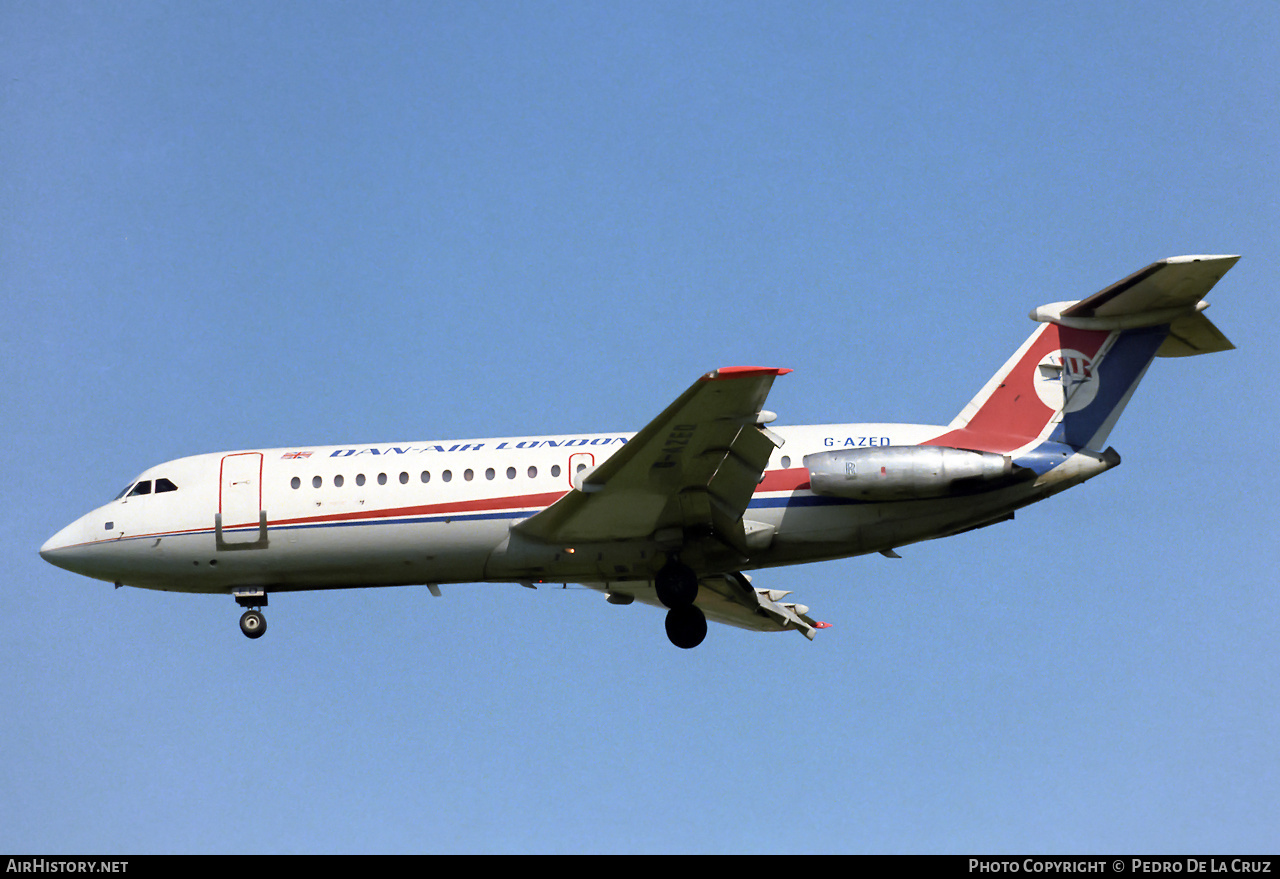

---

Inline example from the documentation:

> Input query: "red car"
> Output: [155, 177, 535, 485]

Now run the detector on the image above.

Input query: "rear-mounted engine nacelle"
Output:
[804, 446, 1015, 500]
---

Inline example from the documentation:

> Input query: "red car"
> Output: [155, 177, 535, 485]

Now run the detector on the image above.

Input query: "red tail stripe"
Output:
[926, 325, 1109, 453]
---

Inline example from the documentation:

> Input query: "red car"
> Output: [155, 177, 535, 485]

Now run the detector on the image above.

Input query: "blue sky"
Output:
[3, 1, 1276, 854]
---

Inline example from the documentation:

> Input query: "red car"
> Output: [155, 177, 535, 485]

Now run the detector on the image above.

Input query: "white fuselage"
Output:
[39, 422, 1102, 599]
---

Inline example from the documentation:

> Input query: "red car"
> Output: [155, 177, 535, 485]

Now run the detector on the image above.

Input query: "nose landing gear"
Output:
[239, 609, 267, 639]
[233, 590, 268, 640]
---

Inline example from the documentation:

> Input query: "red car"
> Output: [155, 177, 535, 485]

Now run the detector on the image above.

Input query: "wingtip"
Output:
[1161, 254, 1241, 265]
[703, 366, 793, 381]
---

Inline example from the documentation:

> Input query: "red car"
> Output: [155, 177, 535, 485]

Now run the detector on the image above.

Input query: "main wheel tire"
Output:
[655, 561, 699, 608]
[665, 605, 707, 649]
[239, 610, 267, 639]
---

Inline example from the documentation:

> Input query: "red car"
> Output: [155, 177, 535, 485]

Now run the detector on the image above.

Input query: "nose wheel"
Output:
[233, 590, 269, 639]
[239, 609, 267, 639]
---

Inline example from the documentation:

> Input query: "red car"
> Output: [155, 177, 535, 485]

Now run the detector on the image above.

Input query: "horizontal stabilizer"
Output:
[940, 254, 1239, 454]
[1028, 255, 1238, 357]
[1157, 311, 1236, 357]
[1063, 254, 1239, 318]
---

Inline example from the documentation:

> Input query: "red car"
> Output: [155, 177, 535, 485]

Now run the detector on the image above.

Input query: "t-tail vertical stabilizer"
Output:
[929, 255, 1238, 459]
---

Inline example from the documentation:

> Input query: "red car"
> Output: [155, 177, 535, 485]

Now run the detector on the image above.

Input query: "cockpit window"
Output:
[117, 477, 177, 499]
[114, 484, 133, 500]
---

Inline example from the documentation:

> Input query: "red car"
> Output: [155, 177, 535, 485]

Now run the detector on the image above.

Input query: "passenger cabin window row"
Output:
[290, 465, 568, 490]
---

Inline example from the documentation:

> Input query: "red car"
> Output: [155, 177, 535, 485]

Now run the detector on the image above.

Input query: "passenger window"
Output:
[485, 468, 495, 480]
[356, 474, 366, 486]
[155, 478, 178, 493]
[507, 467, 517, 479]
[442, 470, 452, 482]
[551, 465, 561, 478]
[528, 466, 537, 478]
[334, 475, 344, 488]
[313, 476, 323, 488]
[421, 471, 430, 483]
[128, 481, 152, 497]
[399, 472, 409, 484]
[377, 473, 387, 485]
[291, 477, 301, 489]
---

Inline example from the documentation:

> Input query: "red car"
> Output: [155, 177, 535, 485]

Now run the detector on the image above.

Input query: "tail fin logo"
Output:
[1033, 349, 1099, 413]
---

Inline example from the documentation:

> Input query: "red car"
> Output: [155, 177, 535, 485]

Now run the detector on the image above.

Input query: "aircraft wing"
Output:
[514, 366, 790, 555]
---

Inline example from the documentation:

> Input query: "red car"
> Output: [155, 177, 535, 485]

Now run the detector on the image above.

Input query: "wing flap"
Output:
[598, 572, 827, 639]
[695, 572, 828, 639]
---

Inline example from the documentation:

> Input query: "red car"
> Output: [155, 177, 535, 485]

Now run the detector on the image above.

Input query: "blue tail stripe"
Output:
[1049, 325, 1168, 449]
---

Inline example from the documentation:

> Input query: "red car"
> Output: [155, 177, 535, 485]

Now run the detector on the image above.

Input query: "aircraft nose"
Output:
[39, 517, 95, 572]
[40, 523, 74, 560]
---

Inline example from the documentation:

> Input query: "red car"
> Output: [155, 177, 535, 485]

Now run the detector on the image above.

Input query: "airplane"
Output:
[40, 255, 1239, 648]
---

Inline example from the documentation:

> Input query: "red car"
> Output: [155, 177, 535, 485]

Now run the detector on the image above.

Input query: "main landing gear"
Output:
[656, 559, 706, 649]
[664, 605, 707, 649]
[234, 590, 268, 640]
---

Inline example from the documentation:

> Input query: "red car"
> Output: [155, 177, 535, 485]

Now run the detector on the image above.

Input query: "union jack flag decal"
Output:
[281, 451, 313, 460]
